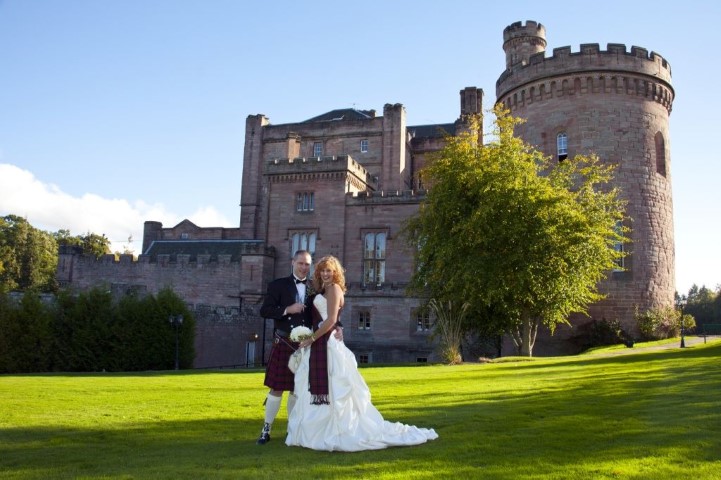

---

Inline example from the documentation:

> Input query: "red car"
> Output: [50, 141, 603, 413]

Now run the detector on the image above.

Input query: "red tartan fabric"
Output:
[309, 305, 330, 404]
[263, 335, 298, 392]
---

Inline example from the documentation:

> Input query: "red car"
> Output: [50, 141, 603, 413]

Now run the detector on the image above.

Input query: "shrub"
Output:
[635, 306, 696, 341]
[569, 317, 632, 352]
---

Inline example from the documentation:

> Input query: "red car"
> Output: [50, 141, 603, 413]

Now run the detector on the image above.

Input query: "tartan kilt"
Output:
[264, 337, 298, 391]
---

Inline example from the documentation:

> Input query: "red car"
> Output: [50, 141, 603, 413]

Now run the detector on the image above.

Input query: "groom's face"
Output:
[292, 252, 312, 280]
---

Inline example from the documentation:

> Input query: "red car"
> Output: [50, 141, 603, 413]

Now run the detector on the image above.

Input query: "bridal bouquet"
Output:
[288, 326, 313, 374]
[290, 326, 313, 343]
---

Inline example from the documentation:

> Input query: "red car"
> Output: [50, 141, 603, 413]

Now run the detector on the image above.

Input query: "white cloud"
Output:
[0, 163, 234, 254]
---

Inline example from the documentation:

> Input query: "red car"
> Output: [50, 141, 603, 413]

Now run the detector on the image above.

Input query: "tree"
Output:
[682, 284, 720, 328]
[0, 291, 54, 373]
[404, 106, 627, 356]
[0, 215, 58, 292]
[54, 230, 112, 258]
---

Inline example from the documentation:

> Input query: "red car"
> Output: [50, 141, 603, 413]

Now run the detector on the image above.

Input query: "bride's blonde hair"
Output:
[312, 255, 347, 293]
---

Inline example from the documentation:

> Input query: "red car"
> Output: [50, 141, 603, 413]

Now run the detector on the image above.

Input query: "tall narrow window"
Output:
[358, 310, 371, 330]
[313, 142, 323, 157]
[557, 132, 568, 161]
[360, 139, 368, 153]
[414, 308, 431, 332]
[290, 231, 317, 258]
[415, 172, 424, 190]
[295, 192, 314, 212]
[363, 231, 386, 285]
[613, 221, 625, 272]
[655, 132, 667, 177]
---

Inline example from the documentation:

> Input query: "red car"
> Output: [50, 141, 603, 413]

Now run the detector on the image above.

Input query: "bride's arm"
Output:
[300, 284, 343, 348]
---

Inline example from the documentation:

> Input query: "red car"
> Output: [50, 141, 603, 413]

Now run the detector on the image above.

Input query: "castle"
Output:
[57, 20, 675, 367]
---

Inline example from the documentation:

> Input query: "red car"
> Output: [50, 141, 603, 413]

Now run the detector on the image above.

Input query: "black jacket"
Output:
[259, 275, 312, 334]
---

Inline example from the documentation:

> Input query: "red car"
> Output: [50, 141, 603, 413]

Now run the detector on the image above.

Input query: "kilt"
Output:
[263, 335, 299, 392]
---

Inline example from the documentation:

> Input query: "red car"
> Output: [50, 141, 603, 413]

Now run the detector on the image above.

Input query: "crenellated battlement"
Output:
[264, 154, 377, 189]
[497, 42, 674, 113]
[503, 20, 545, 41]
[346, 188, 427, 205]
[497, 42, 673, 103]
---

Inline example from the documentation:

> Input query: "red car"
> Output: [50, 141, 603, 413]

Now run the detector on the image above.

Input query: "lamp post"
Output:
[169, 314, 184, 370]
[676, 298, 687, 348]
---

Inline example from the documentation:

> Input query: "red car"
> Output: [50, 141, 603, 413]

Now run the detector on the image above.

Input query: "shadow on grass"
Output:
[1, 344, 720, 479]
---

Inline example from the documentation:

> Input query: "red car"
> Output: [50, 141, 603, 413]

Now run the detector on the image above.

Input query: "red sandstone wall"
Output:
[497, 33, 675, 335]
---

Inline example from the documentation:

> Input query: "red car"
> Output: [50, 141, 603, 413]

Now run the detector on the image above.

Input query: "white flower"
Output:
[290, 326, 313, 342]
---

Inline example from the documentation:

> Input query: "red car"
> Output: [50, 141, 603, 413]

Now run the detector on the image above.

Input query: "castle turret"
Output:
[381, 103, 408, 191]
[502, 20, 547, 69]
[142, 221, 163, 254]
[496, 20, 675, 334]
[239, 114, 270, 239]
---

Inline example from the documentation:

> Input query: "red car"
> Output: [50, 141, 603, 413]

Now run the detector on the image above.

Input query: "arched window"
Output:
[557, 132, 568, 161]
[655, 132, 667, 177]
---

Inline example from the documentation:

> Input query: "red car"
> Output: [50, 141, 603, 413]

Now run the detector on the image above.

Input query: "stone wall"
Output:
[496, 20, 676, 335]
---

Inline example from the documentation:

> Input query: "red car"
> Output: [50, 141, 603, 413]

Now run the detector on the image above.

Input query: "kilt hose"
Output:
[263, 334, 299, 392]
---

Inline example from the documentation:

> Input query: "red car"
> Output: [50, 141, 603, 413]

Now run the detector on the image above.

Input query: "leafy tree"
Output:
[156, 288, 195, 369]
[0, 292, 54, 373]
[54, 230, 112, 258]
[681, 284, 721, 328]
[53, 287, 114, 371]
[404, 107, 627, 356]
[0, 215, 58, 293]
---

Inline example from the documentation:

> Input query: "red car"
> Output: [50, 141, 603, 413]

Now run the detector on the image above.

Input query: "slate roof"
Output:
[408, 123, 457, 139]
[303, 108, 376, 123]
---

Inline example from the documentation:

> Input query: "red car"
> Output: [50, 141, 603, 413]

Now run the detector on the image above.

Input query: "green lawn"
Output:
[1, 340, 720, 480]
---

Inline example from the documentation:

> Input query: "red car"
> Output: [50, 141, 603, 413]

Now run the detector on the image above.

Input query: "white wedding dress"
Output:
[285, 294, 438, 451]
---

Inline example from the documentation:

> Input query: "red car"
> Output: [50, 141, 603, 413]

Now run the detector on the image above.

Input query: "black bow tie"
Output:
[295, 278, 307, 284]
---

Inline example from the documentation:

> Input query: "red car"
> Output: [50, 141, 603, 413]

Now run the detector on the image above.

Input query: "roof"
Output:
[408, 123, 457, 139]
[303, 108, 376, 123]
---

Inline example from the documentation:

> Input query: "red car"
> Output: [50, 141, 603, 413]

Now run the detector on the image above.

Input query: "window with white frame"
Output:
[363, 231, 386, 285]
[290, 231, 317, 258]
[296, 192, 314, 212]
[358, 353, 370, 364]
[358, 310, 371, 330]
[360, 139, 368, 153]
[414, 308, 431, 332]
[313, 142, 323, 157]
[557, 132, 568, 161]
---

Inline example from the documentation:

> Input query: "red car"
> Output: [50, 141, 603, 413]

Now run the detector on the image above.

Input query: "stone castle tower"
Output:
[56, 20, 676, 365]
[496, 21, 675, 331]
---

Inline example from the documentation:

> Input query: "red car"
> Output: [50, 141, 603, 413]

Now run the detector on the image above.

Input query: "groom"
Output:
[256, 250, 316, 445]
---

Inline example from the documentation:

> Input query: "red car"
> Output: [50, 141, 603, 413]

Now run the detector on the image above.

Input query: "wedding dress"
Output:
[285, 294, 438, 451]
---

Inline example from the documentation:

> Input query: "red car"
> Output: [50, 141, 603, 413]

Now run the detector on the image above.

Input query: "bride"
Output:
[285, 255, 438, 451]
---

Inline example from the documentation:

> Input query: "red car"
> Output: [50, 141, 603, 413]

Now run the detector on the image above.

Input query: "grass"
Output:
[1, 340, 720, 480]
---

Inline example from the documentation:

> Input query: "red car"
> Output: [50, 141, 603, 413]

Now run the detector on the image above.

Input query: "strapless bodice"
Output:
[313, 294, 329, 321]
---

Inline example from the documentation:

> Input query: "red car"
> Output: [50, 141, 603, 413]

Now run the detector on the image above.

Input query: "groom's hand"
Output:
[285, 302, 305, 314]
[334, 327, 344, 341]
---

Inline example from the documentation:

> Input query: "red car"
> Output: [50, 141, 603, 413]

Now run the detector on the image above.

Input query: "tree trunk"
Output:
[519, 316, 538, 357]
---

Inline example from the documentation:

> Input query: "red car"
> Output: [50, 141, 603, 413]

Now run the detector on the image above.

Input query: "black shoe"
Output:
[256, 423, 271, 445]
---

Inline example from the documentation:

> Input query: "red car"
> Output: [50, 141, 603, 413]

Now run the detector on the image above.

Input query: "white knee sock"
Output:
[264, 394, 282, 426]
[287, 393, 297, 416]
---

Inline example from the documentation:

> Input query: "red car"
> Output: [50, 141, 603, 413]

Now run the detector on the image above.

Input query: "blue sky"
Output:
[0, 0, 718, 294]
